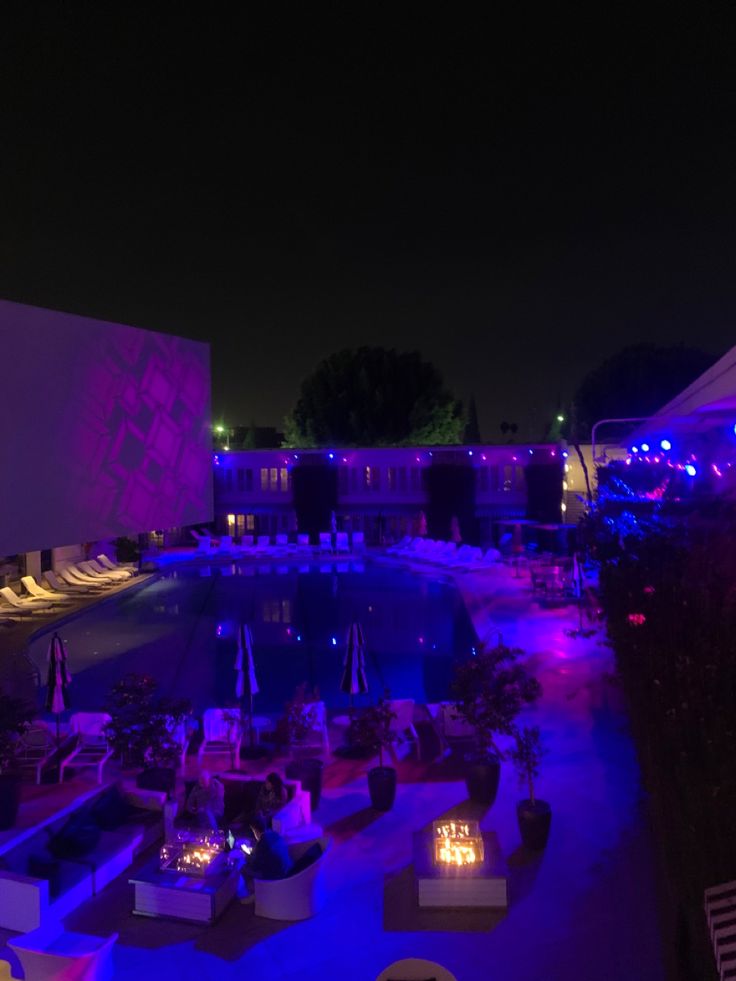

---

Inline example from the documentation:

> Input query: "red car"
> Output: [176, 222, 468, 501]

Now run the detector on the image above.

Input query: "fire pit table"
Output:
[129, 830, 244, 923]
[413, 823, 508, 909]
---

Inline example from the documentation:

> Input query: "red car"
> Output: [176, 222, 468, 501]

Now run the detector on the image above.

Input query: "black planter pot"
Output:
[517, 799, 552, 850]
[368, 765, 397, 811]
[464, 755, 501, 806]
[285, 758, 324, 812]
[0, 772, 22, 830]
[136, 766, 177, 796]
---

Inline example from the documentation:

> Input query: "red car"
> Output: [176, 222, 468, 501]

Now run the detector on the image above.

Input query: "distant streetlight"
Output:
[214, 424, 225, 434]
[556, 414, 564, 423]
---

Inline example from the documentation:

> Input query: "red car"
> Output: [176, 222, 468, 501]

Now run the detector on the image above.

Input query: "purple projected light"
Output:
[0, 300, 213, 555]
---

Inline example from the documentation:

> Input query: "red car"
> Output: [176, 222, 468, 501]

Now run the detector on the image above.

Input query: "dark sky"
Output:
[1, 8, 734, 439]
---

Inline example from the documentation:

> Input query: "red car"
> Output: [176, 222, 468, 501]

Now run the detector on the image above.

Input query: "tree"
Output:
[283, 347, 463, 447]
[570, 344, 717, 439]
[464, 394, 481, 443]
[450, 644, 542, 758]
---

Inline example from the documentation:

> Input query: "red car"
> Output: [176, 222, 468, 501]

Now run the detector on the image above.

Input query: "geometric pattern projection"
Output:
[66, 326, 213, 537]
[0, 300, 212, 555]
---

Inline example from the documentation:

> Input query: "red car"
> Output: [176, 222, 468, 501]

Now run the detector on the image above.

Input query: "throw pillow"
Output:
[48, 814, 101, 859]
[89, 785, 133, 831]
[287, 842, 322, 877]
[27, 853, 62, 897]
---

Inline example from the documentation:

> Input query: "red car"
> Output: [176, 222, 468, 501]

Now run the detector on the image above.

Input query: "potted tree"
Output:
[451, 643, 542, 806]
[0, 689, 35, 829]
[509, 725, 551, 850]
[105, 674, 191, 794]
[347, 696, 398, 811]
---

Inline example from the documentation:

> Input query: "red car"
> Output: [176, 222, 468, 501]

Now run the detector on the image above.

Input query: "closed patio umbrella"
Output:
[45, 632, 71, 744]
[572, 553, 585, 629]
[236, 623, 260, 748]
[340, 621, 368, 708]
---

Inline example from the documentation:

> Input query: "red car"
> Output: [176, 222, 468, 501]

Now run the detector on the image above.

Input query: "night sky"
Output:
[1, 9, 734, 439]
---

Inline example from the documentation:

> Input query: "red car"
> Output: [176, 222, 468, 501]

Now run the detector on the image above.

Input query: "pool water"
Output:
[30, 559, 478, 715]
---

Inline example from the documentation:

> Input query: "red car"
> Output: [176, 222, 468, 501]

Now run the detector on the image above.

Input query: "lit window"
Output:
[260, 468, 269, 490]
[279, 468, 289, 491]
[364, 466, 372, 488]
[227, 513, 235, 529]
[246, 514, 255, 530]
[269, 468, 278, 491]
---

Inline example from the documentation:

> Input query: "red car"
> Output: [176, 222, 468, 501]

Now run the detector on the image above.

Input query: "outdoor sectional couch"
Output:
[0, 780, 166, 933]
[168, 772, 312, 839]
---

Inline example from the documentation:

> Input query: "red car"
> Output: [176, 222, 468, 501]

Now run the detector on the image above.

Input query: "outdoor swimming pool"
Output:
[29, 559, 478, 715]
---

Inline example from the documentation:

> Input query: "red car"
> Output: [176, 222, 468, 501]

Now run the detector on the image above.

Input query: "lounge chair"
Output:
[254, 836, 332, 921]
[198, 708, 242, 766]
[45, 570, 94, 594]
[61, 566, 109, 589]
[197, 537, 212, 553]
[77, 561, 117, 583]
[388, 699, 419, 759]
[217, 535, 233, 552]
[351, 531, 365, 551]
[256, 535, 272, 553]
[84, 559, 129, 581]
[387, 535, 412, 553]
[289, 701, 329, 754]
[335, 532, 349, 553]
[88, 558, 132, 579]
[9, 928, 118, 981]
[21, 576, 75, 603]
[297, 534, 311, 549]
[97, 553, 137, 574]
[275, 533, 289, 550]
[59, 712, 113, 784]
[15, 721, 58, 784]
[241, 535, 255, 550]
[0, 587, 53, 614]
[318, 532, 332, 553]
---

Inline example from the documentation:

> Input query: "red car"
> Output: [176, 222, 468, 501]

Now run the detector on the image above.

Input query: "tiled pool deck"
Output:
[0, 557, 666, 980]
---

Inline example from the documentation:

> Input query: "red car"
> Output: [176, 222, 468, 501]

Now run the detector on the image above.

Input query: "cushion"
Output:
[271, 797, 302, 833]
[88, 785, 133, 831]
[27, 853, 62, 897]
[287, 842, 322, 877]
[48, 814, 101, 859]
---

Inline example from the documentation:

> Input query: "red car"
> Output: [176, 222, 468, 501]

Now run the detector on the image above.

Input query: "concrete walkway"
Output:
[2, 560, 666, 980]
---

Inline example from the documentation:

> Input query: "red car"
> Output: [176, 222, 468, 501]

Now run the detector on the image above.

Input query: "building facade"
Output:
[213, 444, 564, 546]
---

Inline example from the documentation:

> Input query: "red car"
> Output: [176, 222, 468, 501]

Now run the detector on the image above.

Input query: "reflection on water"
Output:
[29, 560, 478, 714]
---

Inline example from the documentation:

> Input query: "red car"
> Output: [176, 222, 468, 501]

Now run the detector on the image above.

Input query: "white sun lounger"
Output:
[21, 576, 75, 603]
[318, 532, 332, 552]
[76, 562, 116, 584]
[97, 553, 136, 573]
[335, 532, 349, 553]
[59, 567, 108, 590]
[0, 587, 53, 613]
[84, 560, 129, 580]
[45, 570, 91, 594]
[88, 558, 132, 579]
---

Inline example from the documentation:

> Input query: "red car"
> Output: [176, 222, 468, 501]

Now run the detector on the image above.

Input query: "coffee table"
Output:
[413, 830, 508, 908]
[129, 857, 241, 923]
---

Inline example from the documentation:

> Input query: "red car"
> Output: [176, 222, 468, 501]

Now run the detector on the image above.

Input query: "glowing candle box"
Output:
[433, 820, 484, 867]
[160, 830, 227, 876]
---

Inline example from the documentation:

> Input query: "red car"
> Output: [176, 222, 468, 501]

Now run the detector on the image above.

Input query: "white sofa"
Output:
[0, 782, 166, 933]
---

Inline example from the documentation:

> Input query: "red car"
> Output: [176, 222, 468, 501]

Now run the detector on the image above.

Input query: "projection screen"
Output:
[0, 300, 213, 555]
